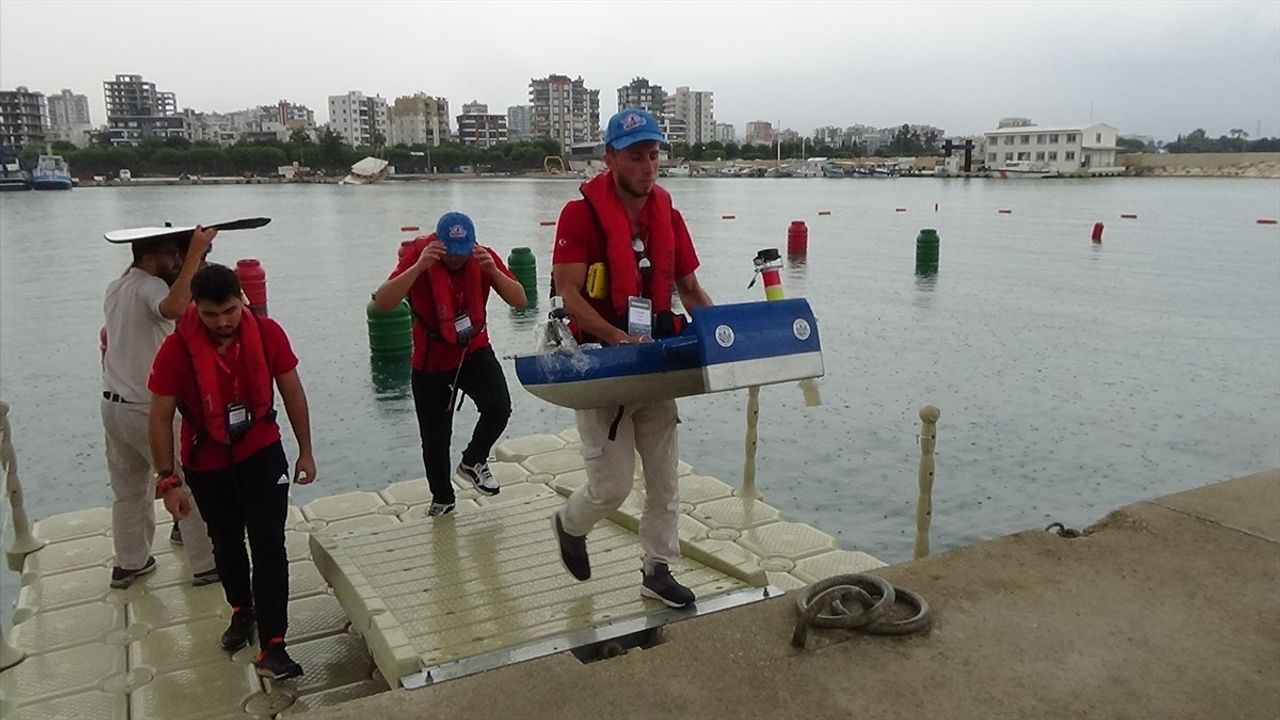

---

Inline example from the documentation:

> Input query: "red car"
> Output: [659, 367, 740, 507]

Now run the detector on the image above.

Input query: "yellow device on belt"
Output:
[586, 262, 608, 299]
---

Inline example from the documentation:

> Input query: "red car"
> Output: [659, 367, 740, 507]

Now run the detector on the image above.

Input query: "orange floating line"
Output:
[1256, 218, 1278, 225]
[894, 208, 907, 213]
[400, 225, 420, 232]
[1120, 213, 1138, 219]
[539, 220, 556, 226]
[997, 209, 1012, 214]
[817, 210, 831, 216]
[722, 215, 736, 220]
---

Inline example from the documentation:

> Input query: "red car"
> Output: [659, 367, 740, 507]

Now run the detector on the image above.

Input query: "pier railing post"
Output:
[914, 405, 941, 559]
[1, 400, 46, 570]
[739, 387, 764, 500]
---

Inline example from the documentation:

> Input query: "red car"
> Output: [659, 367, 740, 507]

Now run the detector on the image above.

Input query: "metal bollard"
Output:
[2, 400, 46, 570]
[914, 405, 941, 559]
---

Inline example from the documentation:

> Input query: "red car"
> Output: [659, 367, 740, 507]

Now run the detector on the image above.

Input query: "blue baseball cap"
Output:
[603, 108, 666, 150]
[436, 211, 476, 256]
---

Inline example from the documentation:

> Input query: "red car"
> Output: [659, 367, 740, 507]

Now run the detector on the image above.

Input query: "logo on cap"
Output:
[449, 224, 468, 238]
[622, 113, 645, 131]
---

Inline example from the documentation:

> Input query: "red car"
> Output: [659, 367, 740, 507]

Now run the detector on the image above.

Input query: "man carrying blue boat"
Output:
[374, 211, 528, 517]
[550, 108, 713, 608]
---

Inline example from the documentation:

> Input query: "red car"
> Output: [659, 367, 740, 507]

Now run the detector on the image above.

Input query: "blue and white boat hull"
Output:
[514, 298, 823, 410]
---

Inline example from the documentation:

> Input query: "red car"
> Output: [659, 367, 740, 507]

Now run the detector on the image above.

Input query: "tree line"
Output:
[16, 129, 566, 177]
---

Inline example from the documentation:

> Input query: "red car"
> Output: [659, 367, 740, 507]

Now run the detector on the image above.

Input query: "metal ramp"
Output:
[310, 486, 758, 688]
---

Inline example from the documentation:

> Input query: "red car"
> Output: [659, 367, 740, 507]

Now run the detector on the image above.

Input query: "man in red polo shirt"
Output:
[550, 108, 713, 609]
[374, 211, 527, 517]
[148, 263, 316, 681]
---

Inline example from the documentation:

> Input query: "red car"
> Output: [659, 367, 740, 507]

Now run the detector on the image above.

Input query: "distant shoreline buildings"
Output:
[0, 70, 1165, 168]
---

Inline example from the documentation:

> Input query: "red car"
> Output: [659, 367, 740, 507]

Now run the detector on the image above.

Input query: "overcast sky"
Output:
[2, 0, 1278, 140]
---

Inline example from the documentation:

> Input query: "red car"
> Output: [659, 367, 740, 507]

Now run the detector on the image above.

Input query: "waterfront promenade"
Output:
[309, 469, 1280, 720]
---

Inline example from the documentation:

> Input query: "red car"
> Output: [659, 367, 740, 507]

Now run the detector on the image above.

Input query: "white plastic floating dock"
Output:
[1, 428, 883, 718]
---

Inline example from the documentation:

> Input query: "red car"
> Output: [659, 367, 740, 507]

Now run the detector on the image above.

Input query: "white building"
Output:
[657, 115, 688, 145]
[388, 94, 449, 147]
[327, 91, 389, 147]
[456, 102, 508, 148]
[46, 89, 92, 147]
[744, 121, 774, 146]
[530, 74, 600, 152]
[983, 123, 1120, 174]
[507, 105, 534, 141]
[715, 123, 735, 144]
[663, 86, 713, 145]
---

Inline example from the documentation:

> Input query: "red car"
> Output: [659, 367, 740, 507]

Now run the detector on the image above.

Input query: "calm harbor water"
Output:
[1, 177, 1278, 576]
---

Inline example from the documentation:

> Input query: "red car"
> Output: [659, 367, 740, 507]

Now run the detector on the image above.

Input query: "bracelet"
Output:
[156, 475, 183, 495]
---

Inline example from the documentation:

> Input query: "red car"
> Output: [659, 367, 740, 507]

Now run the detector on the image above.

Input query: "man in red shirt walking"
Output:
[550, 108, 713, 608]
[148, 263, 316, 680]
[374, 211, 527, 517]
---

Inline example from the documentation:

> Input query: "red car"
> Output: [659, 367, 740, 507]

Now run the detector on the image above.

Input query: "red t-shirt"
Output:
[148, 316, 299, 471]
[390, 245, 514, 372]
[551, 197, 700, 324]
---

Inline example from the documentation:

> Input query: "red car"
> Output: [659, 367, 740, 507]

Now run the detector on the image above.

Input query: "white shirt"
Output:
[102, 268, 172, 403]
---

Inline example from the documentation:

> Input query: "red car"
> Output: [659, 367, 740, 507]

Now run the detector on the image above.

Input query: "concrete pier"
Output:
[308, 469, 1280, 720]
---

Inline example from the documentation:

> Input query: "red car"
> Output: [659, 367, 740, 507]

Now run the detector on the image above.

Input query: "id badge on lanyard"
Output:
[453, 313, 474, 343]
[217, 343, 252, 441]
[627, 296, 652, 339]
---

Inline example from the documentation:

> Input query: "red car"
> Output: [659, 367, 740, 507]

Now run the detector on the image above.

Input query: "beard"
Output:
[617, 175, 652, 199]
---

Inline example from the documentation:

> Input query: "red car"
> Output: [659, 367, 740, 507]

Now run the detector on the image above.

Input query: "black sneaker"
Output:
[169, 522, 183, 545]
[109, 556, 157, 589]
[552, 512, 590, 581]
[640, 563, 696, 608]
[220, 608, 256, 652]
[192, 568, 220, 587]
[255, 639, 303, 680]
[425, 501, 456, 518]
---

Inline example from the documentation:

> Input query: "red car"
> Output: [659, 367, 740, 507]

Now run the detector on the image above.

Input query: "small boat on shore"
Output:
[0, 152, 31, 191]
[30, 155, 73, 190]
[341, 156, 390, 185]
[988, 161, 1056, 179]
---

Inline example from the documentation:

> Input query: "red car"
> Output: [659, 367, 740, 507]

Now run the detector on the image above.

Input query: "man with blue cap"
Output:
[374, 212, 527, 516]
[549, 107, 714, 608]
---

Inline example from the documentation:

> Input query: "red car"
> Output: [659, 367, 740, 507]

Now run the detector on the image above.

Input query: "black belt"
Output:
[102, 391, 138, 404]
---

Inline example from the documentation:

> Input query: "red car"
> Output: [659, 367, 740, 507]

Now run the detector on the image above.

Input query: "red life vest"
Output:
[175, 304, 274, 445]
[579, 171, 677, 319]
[406, 234, 490, 371]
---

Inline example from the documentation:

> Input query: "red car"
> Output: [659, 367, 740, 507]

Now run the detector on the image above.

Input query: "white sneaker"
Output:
[457, 461, 500, 496]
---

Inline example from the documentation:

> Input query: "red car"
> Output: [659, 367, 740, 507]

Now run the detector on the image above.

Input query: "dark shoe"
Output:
[255, 638, 303, 680]
[109, 556, 157, 589]
[192, 568, 221, 587]
[221, 607, 256, 652]
[553, 512, 590, 581]
[425, 501, 456, 518]
[457, 460, 500, 496]
[641, 563, 696, 608]
[169, 522, 183, 545]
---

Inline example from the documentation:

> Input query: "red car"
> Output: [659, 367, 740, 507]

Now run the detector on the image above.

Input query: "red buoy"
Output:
[1257, 218, 1278, 225]
[817, 210, 832, 216]
[997, 209, 1013, 214]
[787, 220, 808, 257]
[539, 220, 556, 226]
[400, 225, 420, 232]
[235, 258, 268, 317]
[1120, 213, 1138, 219]
[1091, 222, 1104, 243]
[895, 207, 907, 213]
[722, 215, 736, 220]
